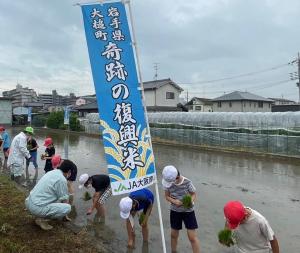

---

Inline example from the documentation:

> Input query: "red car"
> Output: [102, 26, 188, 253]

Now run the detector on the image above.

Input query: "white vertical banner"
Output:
[27, 107, 32, 123]
[64, 106, 70, 125]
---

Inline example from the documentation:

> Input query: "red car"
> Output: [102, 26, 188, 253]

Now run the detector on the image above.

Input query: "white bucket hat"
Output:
[78, 173, 89, 189]
[162, 165, 178, 188]
[119, 197, 133, 219]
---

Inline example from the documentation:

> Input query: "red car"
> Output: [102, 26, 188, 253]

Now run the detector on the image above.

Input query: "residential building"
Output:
[24, 102, 44, 112]
[143, 78, 184, 111]
[0, 97, 12, 125]
[212, 91, 273, 112]
[38, 93, 54, 107]
[75, 96, 96, 106]
[74, 101, 98, 117]
[185, 97, 213, 112]
[47, 105, 65, 112]
[268, 97, 296, 105]
[38, 90, 78, 109]
[38, 90, 65, 107]
[62, 92, 77, 106]
[3, 84, 38, 108]
[75, 79, 184, 116]
[272, 104, 300, 112]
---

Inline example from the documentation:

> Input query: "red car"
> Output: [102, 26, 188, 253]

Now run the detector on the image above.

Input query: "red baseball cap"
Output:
[51, 155, 62, 169]
[224, 201, 246, 229]
[43, 137, 53, 147]
[0, 126, 5, 131]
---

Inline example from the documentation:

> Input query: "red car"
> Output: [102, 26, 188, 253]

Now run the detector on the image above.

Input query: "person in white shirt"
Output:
[222, 200, 280, 253]
[7, 127, 33, 183]
[25, 160, 73, 230]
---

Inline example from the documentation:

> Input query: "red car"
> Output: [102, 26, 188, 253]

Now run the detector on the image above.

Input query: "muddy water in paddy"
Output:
[6, 128, 300, 252]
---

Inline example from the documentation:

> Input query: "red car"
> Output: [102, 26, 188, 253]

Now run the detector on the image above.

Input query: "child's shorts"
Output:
[170, 210, 198, 230]
[98, 186, 112, 205]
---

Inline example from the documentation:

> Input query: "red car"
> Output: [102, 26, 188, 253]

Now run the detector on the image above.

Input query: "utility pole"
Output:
[298, 53, 300, 103]
[153, 62, 159, 80]
[186, 90, 189, 103]
[289, 53, 300, 103]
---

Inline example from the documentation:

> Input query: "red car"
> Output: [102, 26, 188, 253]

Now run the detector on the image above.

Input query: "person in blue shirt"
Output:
[0, 126, 11, 170]
[25, 160, 74, 230]
[119, 188, 154, 248]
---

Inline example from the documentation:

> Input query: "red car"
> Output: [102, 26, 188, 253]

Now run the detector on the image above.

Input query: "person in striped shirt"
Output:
[162, 165, 201, 253]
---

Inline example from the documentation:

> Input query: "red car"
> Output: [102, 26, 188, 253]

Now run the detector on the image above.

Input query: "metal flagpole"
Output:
[125, 1, 167, 252]
[65, 125, 70, 160]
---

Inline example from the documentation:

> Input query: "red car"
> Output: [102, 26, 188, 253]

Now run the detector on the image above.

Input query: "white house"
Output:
[212, 91, 274, 112]
[185, 97, 213, 112]
[75, 96, 96, 106]
[143, 78, 184, 111]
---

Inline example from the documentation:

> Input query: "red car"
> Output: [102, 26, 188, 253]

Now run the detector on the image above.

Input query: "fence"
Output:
[82, 112, 300, 157]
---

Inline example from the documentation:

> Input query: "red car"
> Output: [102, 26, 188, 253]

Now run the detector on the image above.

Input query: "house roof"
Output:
[146, 106, 183, 112]
[142, 78, 183, 91]
[185, 97, 213, 106]
[268, 97, 295, 103]
[83, 97, 97, 103]
[74, 101, 98, 110]
[212, 91, 273, 102]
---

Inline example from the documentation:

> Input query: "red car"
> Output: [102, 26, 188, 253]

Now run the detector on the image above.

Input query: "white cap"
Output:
[78, 173, 89, 189]
[119, 197, 133, 219]
[162, 165, 178, 188]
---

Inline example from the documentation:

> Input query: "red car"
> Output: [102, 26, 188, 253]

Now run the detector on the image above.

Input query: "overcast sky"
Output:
[0, 0, 300, 101]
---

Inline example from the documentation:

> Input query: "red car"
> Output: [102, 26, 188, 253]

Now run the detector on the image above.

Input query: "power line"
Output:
[245, 79, 292, 91]
[178, 62, 294, 85]
[188, 79, 293, 95]
[179, 73, 290, 89]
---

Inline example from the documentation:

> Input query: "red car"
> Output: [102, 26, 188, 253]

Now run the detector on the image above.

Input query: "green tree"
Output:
[69, 113, 82, 131]
[46, 111, 64, 129]
[32, 115, 48, 127]
[46, 111, 82, 131]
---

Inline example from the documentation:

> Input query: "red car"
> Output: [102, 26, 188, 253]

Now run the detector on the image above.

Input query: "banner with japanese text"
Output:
[28, 107, 32, 123]
[64, 107, 70, 125]
[81, 2, 156, 195]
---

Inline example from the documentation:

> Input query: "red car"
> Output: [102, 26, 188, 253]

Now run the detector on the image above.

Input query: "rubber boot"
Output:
[35, 218, 53, 230]
[25, 165, 29, 181]
[14, 176, 22, 184]
[33, 168, 38, 181]
[3, 158, 8, 171]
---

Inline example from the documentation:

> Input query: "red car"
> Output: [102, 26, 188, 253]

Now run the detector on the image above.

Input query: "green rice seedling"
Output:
[83, 191, 92, 201]
[218, 229, 234, 247]
[182, 194, 193, 209]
